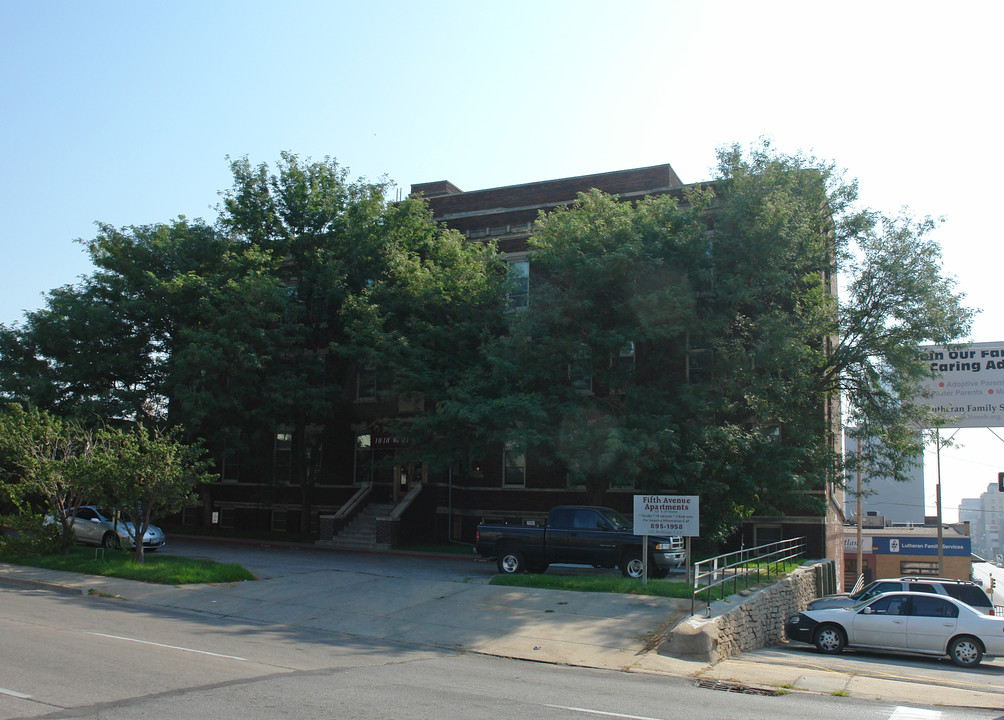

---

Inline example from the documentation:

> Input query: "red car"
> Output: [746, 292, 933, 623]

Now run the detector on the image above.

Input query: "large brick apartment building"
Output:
[189, 163, 844, 565]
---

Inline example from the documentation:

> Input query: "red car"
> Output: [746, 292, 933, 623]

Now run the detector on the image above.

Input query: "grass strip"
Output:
[490, 573, 693, 598]
[0, 547, 255, 585]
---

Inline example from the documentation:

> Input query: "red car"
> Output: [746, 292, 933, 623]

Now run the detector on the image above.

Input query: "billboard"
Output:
[916, 342, 1004, 427]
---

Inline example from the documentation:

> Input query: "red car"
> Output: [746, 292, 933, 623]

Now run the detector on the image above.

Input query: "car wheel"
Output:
[621, 552, 644, 579]
[948, 636, 983, 668]
[497, 549, 526, 574]
[813, 624, 846, 654]
[101, 532, 120, 550]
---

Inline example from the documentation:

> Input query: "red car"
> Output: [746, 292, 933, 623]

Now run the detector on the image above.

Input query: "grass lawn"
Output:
[0, 546, 255, 585]
[490, 573, 694, 598]
[490, 559, 805, 600]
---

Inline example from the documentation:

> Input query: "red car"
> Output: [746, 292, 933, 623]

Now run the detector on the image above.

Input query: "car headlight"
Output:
[787, 615, 802, 624]
[654, 543, 673, 551]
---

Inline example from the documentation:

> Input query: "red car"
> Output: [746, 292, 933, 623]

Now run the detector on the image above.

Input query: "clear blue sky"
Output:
[3, 0, 1002, 518]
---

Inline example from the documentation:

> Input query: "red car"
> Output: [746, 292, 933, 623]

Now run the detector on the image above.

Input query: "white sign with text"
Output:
[633, 494, 699, 536]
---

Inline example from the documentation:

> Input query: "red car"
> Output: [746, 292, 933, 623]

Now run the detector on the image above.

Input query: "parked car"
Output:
[55, 506, 166, 551]
[808, 577, 994, 615]
[786, 591, 1004, 667]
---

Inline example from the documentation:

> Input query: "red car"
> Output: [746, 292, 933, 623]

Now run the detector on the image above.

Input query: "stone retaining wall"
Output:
[659, 561, 831, 663]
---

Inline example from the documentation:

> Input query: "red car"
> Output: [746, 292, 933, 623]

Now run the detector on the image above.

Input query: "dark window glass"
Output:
[573, 510, 602, 530]
[943, 585, 992, 608]
[910, 596, 958, 618]
[867, 595, 909, 616]
[549, 508, 574, 529]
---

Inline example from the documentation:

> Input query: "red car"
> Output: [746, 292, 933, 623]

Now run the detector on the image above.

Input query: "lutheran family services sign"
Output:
[916, 342, 1004, 428]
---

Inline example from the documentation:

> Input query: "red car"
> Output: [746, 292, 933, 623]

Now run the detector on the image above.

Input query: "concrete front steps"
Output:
[322, 503, 394, 551]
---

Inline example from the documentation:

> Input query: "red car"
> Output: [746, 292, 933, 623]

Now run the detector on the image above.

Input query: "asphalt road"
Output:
[3, 538, 1004, 717]
[1, 587, 999, 720]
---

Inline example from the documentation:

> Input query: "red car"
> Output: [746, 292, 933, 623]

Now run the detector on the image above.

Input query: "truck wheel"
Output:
[620, 552, 644, 579]
[497, 549, 526, 574]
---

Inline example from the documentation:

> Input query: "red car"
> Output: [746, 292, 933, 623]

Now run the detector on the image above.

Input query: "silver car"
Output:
[67, 506, 166, 551]
[786, 591, 1004, 667]
[808, 577, 994, 615]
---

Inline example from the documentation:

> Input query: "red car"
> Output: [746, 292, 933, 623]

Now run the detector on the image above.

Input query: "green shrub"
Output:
[0, 512, 64, 556]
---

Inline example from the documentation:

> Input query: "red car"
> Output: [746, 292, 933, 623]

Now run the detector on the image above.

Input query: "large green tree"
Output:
[217, 153, 495, 527]
[0, 217, 237, 424]
[397, 141, 972, 539]
[339, 199, 512, 472]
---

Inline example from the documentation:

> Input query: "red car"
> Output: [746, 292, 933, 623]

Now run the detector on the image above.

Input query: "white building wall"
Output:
[843, 428, 925, 524]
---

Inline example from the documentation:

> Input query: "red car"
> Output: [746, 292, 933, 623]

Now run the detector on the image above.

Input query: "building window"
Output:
[217, 506, 235, 529]
[356, 365, 377, 401]
[181, 505, 201, 527]
[900, 561, 939, 576]
[610, 341, 635, 392]
[687, 348, 713, 381]
[569, 344, 593, 394]
[220, 451, 240, 483]
[354, 433, 373, 485]
[697, 235, 715, 294]
[503, 441, 526, 487]
[615, 342, 635, 374]
[507, 259, 529, 311]
[220, 427, 241, 483]
[282, 284, 300, 325]
[274, 432, 292, 484]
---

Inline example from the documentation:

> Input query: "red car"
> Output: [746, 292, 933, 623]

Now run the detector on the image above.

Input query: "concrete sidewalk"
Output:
[2, 558, 1003, 711]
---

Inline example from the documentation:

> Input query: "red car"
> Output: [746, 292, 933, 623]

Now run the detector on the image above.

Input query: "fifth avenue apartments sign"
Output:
[917, 342, 1004, 427]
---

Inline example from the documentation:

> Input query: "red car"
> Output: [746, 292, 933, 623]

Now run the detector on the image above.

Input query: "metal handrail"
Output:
[690, 536, 806, 616]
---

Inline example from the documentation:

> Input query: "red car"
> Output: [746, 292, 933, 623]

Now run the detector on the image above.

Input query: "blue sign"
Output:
[872, 536, 971, 557]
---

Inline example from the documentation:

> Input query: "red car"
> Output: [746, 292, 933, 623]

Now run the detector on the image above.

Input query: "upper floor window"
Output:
[569, 344, 593, 394]
[507, 259, 529, 311]
[610, 342, 635, 392]
[354, 433, 373, 485]
[687, 348, 713, 381]
[274, 432, 293, 484]
[503, 441, 526, 487]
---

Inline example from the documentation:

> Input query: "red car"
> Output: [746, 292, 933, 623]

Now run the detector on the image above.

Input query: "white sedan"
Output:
[785, 591, 1004, 667]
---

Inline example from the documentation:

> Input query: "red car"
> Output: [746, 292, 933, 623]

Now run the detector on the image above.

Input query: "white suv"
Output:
[809, 576, 994, 615]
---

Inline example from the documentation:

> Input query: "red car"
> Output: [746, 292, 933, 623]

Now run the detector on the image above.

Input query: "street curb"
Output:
[0, 574, 85, 596]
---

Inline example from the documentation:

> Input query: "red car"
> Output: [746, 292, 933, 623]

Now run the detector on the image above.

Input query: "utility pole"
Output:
[856, 433, 863, 585]
[936, 428, 944, 576]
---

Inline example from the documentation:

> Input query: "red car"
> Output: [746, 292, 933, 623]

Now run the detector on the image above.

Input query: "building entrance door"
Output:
[394, 461, 424, 502]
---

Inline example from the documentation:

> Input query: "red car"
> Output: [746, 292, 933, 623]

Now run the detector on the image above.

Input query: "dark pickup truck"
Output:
[475, 505, 686, 579]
